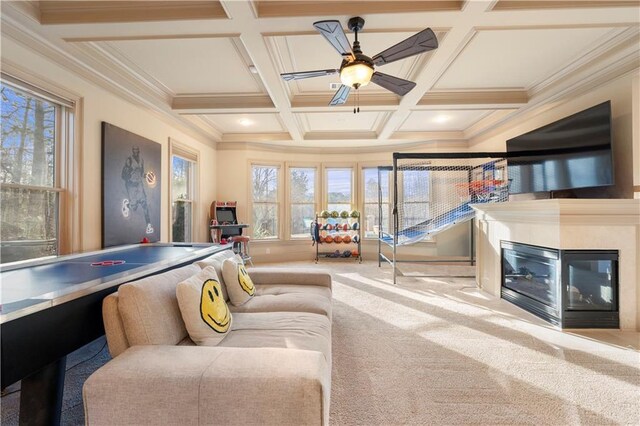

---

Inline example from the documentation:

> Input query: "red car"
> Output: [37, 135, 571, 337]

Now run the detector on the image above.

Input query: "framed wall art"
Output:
[101, 122, 161, 247]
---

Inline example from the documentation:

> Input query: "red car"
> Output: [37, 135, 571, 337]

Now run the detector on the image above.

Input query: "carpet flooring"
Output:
[2, 261, 639, 425]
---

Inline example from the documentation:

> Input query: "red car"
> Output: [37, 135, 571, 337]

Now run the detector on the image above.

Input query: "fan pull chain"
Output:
[353, 90, 361, 114]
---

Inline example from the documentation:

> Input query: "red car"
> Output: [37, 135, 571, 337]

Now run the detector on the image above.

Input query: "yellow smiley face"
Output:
[238, 264, 255, 296]
[200, 279, 231, 333]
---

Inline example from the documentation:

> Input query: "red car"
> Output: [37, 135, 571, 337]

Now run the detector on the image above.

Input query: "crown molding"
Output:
[221, 132, 292, 143]
[305, 131, 378, 141]
[0, 13, 220, 145]
[390, 131, 465, 141]
[253, 1, 462, 18]
[215, 139, 470, 154]
[38, 1, 229, 25]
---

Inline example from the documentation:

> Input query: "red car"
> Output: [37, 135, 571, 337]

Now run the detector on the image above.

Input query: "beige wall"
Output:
[1, 37, 217, 252]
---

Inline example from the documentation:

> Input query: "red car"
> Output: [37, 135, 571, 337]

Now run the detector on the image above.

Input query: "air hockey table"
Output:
[1, 242, 231, 426]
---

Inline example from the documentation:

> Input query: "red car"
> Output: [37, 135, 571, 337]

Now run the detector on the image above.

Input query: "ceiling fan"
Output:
[281, 17, 438, 110]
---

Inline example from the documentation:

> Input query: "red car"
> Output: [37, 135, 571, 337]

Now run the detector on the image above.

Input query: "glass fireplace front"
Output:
[501, 242, 619, 328]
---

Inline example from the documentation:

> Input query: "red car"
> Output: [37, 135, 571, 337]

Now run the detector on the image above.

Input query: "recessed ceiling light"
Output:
[239, 118, 254, 127]
[433, 114, 451, 123]
[248, 65, 258, 74]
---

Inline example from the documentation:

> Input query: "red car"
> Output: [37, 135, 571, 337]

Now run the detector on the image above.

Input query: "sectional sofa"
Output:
[83, 249, 332, 425]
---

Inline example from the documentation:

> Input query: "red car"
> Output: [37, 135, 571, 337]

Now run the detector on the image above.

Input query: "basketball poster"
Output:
[101, 122, 161, 247]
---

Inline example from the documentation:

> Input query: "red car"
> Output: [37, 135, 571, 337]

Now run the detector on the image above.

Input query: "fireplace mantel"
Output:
[472, 199, 640, 330]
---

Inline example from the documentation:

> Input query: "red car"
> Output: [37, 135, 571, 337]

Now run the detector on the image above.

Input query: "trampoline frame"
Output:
[379, 151, 509, 284]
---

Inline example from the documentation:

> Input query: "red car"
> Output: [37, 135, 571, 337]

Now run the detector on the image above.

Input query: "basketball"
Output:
[325, 235, 334, 243]
[343, 235, 351, 243]
[334, 235, 343, 243]
[351, 250, 359, 257]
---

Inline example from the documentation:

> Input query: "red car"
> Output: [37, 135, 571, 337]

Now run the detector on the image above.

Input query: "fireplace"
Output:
[501, 241, 618, 328]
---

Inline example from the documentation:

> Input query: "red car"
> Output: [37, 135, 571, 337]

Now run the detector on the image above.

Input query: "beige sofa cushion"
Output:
[194, 249, 236, 300]
[176, 266, 232, 346]
[230, 292, 332, 317]
[222, 257, 255, 306]
[256, 284, 332, 299]
[222, 312, 332, 364]
[117, 264, 200, 346]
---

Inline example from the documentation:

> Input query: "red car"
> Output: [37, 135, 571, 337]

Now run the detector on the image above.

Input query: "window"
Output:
[1, 81, 73, 263]
[251, 164, 279, 239]
[289, 167, 316, 238]
[363, 167, 390, 238]
[401, 169, 431, 229]
[170, 143, 198, 242]
[325, 167, 353, 212]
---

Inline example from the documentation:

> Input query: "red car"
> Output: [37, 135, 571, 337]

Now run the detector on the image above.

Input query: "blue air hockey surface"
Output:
[1, 243, 228, 323]
[1, 242, 230, 425]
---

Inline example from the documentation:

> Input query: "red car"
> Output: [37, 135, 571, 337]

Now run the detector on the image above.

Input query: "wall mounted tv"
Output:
[506, 101, 614, 195]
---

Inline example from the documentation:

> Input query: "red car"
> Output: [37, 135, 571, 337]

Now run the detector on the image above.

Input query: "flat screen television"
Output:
[506, 101, 614, 194]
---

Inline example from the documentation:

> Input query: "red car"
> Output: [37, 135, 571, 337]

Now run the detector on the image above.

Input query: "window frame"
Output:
[359, 164, 393, 240]
[286, 163, 320, 240]
[169, 138, 199, 243]
[0, 72, 80, 263]
[249, 161, 283, 241]
[322, 163, 355, 212]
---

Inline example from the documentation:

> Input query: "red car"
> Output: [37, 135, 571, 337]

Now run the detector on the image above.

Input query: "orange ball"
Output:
[325, 236, 334, 244]
[343, 235, 351, 243]
[334, 235, 343, 243]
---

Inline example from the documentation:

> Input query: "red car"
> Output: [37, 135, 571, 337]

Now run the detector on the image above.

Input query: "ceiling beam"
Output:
[172, 95, 276, 114]
[253, 1, 462, 18]
[38, 1, 228, 25]
[221, 1, 304, 141]
[492, 1, 639, 11]
[419, 90, 529, 106]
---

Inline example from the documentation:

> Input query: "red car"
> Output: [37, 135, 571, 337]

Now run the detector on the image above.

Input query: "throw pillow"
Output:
[222, 256, 255, 306]
[176, 266, 232, 346]
[194, 249, 237, 301]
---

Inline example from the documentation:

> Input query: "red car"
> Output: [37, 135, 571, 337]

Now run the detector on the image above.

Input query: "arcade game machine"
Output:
[209, 201, 252, 264]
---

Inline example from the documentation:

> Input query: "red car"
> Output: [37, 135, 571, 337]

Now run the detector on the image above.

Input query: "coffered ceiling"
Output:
[1, 1, 638, 148]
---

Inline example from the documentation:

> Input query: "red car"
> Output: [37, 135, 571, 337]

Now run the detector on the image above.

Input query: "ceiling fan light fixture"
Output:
[340, 62, 374, 89]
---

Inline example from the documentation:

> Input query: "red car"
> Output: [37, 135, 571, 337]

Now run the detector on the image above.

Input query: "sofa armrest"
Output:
[83, 345, 330, 426]
[248, 267, 332, 289]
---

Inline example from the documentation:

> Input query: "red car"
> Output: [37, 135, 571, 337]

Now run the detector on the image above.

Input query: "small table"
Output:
[209, 223, 249, 243]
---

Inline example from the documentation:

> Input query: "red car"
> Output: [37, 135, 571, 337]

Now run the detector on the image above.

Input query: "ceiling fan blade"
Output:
[329, 85, 351, 106]
[313, 20, 354, 58]
[281, 69, 338, 81]
[372, 28, 438, 66]
[370, 72, 416, 96]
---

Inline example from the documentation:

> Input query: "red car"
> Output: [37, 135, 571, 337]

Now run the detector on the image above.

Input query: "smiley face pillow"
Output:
[222, 256, 255, 306]
[176, 266, 232, 345]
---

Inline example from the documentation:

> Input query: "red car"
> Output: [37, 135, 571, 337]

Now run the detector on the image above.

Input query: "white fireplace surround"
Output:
[472, 199, 640, 330]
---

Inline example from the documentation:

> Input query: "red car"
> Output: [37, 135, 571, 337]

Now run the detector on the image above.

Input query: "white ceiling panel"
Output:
[200, 113, 284, 133]
[301, 111, 383, 132]
[399, 110, 493, 132]
[105, 38, 262, 94]
[434, 27, 617, 90]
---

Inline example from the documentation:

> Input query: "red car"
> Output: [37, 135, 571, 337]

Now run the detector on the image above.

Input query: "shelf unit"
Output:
[313, 213, 362, 263]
